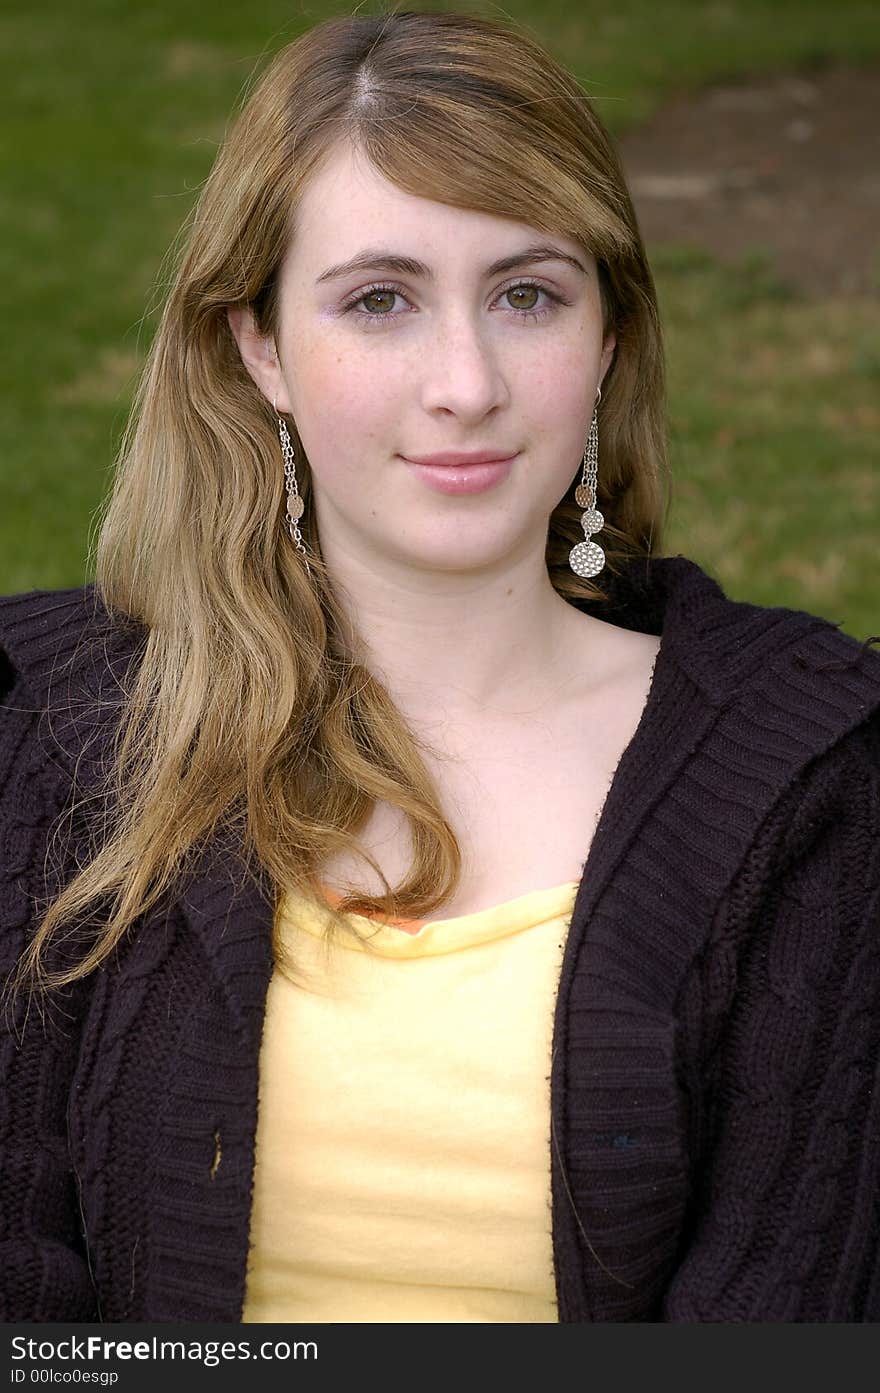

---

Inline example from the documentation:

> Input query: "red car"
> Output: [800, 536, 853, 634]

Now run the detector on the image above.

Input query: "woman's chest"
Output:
[321, 642, 659, 917]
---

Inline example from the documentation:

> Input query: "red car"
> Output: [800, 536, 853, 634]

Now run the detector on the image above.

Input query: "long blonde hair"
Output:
[8, 7, 668, 1004]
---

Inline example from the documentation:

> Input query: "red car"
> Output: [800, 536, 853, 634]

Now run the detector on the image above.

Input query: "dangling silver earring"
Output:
[274, 392, 308, 559]
[569, 386, 605, 578]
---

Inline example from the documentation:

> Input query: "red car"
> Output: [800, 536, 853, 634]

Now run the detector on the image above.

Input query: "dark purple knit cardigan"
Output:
[2, 554, 879, 1322]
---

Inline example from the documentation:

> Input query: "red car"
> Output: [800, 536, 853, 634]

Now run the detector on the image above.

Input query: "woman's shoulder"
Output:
[0, 584, 146, 826]
[0, 582, 145, 706]
[1, 583, 110, 696]
[622, 552, 880, 712]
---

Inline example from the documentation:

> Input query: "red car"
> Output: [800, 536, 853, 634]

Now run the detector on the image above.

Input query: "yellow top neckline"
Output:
[278, 878, 581, 958]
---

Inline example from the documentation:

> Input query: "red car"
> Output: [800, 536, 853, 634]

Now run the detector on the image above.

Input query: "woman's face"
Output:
[229, 140, 615, 576]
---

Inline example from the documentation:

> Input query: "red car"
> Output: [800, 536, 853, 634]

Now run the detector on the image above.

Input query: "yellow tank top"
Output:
[241, 878, 579, 1323]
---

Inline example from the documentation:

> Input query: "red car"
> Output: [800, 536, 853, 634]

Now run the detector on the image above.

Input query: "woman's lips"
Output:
[403, 450, 518, 466]
[401, 453, 517, 495]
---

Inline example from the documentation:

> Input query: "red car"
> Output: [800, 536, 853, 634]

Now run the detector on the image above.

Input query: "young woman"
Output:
[2, 10, 879, 1324]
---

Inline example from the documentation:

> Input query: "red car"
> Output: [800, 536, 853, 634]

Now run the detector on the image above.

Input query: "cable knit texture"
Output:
[1, 555, 879, 1322]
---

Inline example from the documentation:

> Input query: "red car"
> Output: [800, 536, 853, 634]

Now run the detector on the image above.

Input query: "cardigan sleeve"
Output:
[0, 657, 100, 1321]
[662, 712, 880, 1322]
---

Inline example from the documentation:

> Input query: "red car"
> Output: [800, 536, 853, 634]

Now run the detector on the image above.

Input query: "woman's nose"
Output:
[417, 309, 509, 419]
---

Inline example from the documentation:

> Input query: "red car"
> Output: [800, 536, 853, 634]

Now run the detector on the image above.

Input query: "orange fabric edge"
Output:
[318, 882, 427, 934]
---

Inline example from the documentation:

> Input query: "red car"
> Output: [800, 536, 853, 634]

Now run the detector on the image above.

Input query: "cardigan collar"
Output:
[584, 552, 876, 704]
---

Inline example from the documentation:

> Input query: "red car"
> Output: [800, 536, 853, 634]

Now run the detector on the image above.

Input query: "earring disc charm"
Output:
[574, 483, 593, 509]
[569, 540, 605, 578]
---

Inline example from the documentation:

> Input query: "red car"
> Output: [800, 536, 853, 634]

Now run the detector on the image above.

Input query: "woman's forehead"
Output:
[284, 143, 592, 282]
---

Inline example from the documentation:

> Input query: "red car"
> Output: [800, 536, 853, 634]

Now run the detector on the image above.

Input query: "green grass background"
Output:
[2, 0, 878, 633]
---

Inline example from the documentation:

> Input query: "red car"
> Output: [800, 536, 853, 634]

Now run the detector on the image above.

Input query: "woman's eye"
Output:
[504, 284, 543, 314]
[343, 280, 564, 328]
[357, 286, 401, 317]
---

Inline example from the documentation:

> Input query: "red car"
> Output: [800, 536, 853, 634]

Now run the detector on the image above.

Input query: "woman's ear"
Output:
[226, 306, 288, 411]
[599, 331, 617, 387]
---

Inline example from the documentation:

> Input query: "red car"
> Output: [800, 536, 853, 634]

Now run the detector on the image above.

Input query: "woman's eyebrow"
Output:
[315, 243, 588, 284]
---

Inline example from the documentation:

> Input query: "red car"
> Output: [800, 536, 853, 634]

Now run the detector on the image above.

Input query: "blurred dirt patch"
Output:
[617, 65, 880, 296]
